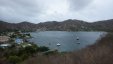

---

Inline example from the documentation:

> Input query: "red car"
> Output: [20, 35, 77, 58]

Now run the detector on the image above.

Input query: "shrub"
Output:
[24, 46, 37, 55]
[38, 46, 49, 52]
[8, 56, 22, 64]
[44, 50, 58, 55]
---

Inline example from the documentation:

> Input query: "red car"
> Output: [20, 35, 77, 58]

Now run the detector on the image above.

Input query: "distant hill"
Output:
[0, 21, 37, 32]
[36, 19, 90, 31]
[91, 19, 113, 31]
[0, 19, 113, 32]
[36, 19, 113, 31]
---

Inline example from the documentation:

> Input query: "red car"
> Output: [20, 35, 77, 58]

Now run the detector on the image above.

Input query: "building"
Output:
[0, 36, 10, 44]
[0, 44, 11, 48]
[15, 38, 23, 44]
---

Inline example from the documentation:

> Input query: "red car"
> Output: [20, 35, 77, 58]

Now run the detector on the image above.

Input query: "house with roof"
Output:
[0, 36, 10, 48]
[0, 36, 10, 44]
[15, 38, 23, 44]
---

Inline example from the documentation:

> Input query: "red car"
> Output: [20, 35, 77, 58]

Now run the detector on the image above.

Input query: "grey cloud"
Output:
[0, 0, 113, 23]
[0, 0, 42, 23]
[69, 0, 94, 11]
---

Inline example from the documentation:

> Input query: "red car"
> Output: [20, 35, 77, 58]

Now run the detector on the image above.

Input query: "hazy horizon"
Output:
[0, 0, 113, 23]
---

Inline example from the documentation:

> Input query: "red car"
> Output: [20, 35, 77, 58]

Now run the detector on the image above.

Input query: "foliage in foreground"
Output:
[0, 43, 50, 64]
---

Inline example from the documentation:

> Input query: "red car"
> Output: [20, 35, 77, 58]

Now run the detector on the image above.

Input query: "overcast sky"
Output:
[0, 0, 113, 23]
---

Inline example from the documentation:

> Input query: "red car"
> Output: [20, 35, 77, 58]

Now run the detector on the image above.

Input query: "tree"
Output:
[8, 56, 21, 64]
[38, 46, 49, 52]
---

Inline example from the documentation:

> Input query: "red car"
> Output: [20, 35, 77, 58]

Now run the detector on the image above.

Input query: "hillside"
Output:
[36, 19, 113, 31]
[0, 19, 113, 32]
[0, 21, 37, 32]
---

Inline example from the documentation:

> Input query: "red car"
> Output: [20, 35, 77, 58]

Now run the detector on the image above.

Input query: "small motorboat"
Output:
[76, 37, 79, 40]
[57, 43, 61, 46]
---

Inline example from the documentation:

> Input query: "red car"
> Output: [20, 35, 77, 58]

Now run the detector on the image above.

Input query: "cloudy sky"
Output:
[0, 0, 113, 23]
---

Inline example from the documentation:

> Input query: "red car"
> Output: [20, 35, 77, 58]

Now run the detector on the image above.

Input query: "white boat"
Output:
[57, 43, 61, 46]
[76, 37, 79, 40]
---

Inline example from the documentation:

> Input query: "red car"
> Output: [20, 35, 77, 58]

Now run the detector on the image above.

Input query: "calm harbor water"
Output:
[29, 31, 106, 52]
